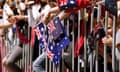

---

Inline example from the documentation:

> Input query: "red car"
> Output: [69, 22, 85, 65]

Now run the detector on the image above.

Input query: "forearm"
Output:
[49, 6, 60, 14]
[58, 11, 71, 21]
[0, 23, 13, 29]
[14, 15, 28, 21]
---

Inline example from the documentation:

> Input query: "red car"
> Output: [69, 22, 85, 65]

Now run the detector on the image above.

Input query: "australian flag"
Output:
[34, 23, 48, 49]
[47, 17, 70, 66]
[48, 17, 70, 52]
[105, 0, 117, 16]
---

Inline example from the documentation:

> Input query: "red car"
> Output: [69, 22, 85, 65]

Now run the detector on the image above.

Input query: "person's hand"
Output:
[26, 1, 35, 8]
[7, 16, 16, 24]
[102, 35, 112, 46]
[25, 1, 34, 5]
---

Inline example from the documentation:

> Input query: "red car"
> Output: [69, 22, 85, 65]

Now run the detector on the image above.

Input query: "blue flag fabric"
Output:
[105, 0, 117, 16]
[52, 51, 62, 66]
[48, 18, 63, 40]
[48, 17, 70, 52]
[46, 48, 62, 67]
[34, 23, 48, 49]
[47, 17, 70, 66]
[35, 17, 70, 67]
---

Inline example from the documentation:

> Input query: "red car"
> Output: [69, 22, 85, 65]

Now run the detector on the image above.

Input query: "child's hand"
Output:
[102, 35, 112, 46]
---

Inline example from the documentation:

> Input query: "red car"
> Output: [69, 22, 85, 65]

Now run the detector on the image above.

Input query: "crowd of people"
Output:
[0, 0, 120, 72]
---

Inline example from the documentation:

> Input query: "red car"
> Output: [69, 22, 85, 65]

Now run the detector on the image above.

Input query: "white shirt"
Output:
[19, 2, 26, 11]
[32, 4, 41, 20]
[3, 3, 13, 24]
[3, 3, 14, 42]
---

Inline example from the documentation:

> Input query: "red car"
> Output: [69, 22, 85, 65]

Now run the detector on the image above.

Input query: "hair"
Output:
[0, 0, 5, 8]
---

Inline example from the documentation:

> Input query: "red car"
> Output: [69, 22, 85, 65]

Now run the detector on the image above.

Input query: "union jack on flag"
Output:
[48, 18, 63, 40]
[34, 23, 48, 49]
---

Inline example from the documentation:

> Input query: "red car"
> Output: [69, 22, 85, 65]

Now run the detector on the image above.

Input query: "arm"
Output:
[14, 15, 28, 21]
[58, 11, 71, 21]
[41, 6, 71, 24]
[49, 6, 60, 14]
[0, 23, 14, 29]
[40, 6, 60, 24]
[0, 15, 28, 29]
[48, 6, 71, 20]
[102, 35, 112, 46]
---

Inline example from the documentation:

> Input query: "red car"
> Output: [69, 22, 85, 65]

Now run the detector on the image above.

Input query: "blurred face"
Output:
[0, 9, 2, 15]
[107, 17, 113, 35]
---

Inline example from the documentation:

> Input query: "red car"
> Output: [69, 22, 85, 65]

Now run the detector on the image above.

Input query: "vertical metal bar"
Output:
[27, 7, 32, 72]
[27, 14, 30, 72]
[57, 66, 59, 72]
[61, 20, 64, 72]
[104, 11, 108, 72]
[23, 44, 27, 72]
[67, 69, 69, 72]
[53, 63, 55, 72]
[119, 59, 120, 72]
[112, 16, 116, 72]
[96, 4, 101, 72]
[90, 6, 94, 72]
[83, 8, 87, 72]
[49, 60, 51, 72]
[66, 17, 70, 72]
[45, 54, 48, 72]
[72, 14, 75, 72]
[67, 16, 69, 36]
[61, 50, 64, 72]
[90, 7, 94, 32]
[78, 10, 81, 72]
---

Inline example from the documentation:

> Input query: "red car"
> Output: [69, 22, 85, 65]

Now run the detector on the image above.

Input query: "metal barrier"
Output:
[0, 0, 120, 72]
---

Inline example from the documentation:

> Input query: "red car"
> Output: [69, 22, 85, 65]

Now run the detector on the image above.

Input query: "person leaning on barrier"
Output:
[32, 1, 72, 72]
[101, 16, 114, 72]
[32, 0, 60, 71]
[1, 15, 28, 72]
